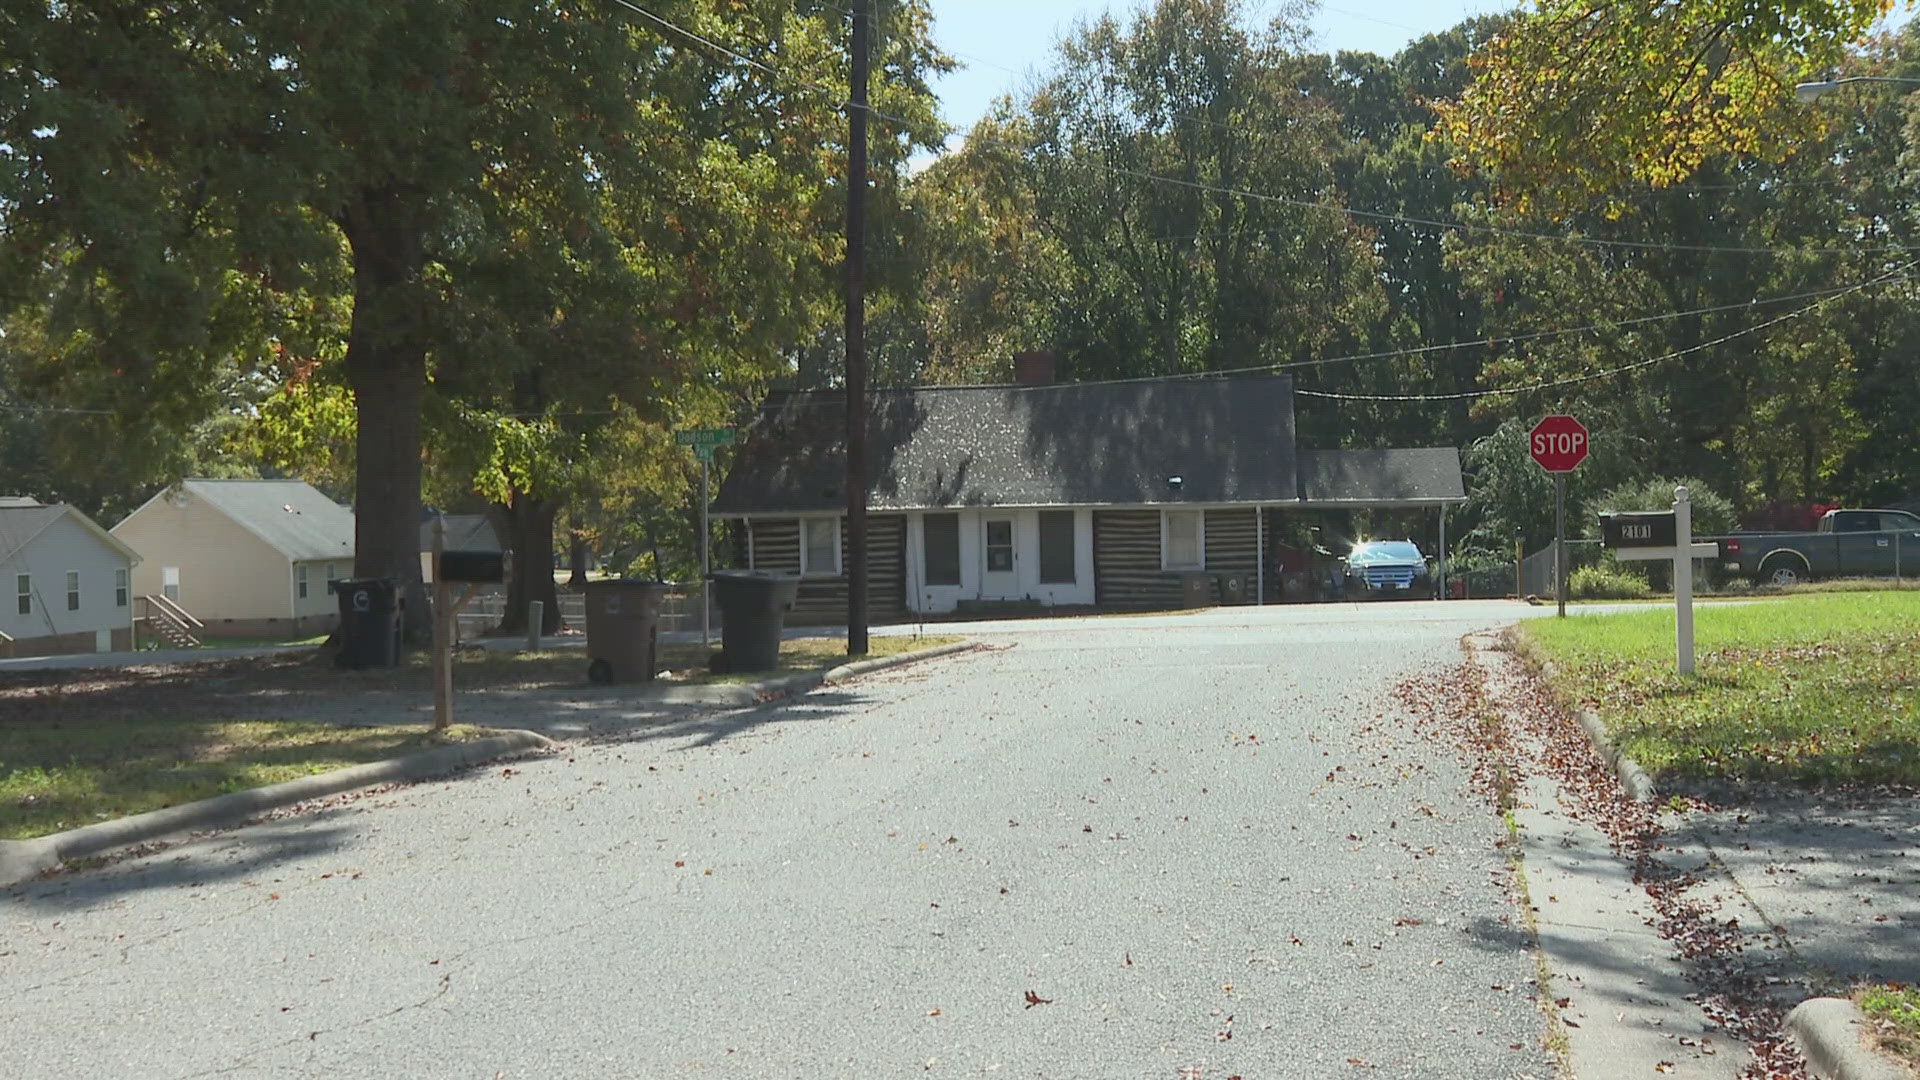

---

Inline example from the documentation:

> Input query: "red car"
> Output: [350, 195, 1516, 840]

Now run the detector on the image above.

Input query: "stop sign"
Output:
[1529, 415, 1590, 473]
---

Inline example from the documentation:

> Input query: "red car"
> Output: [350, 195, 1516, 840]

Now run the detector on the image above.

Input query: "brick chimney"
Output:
[1013, 350, 1057, 386]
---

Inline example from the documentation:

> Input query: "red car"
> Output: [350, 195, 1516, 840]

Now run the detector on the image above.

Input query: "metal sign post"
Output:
[1554, 475, 1567, 618]
[1529, 414, 1590, 619]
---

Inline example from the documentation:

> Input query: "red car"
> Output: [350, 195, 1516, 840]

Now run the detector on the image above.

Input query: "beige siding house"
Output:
[113, 480, 354, 636]
[0, 500, 140, 656]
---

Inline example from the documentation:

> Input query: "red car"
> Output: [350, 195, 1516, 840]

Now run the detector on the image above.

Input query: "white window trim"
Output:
[1161, 509, 1206, 571]
[296, 563, 309, 600]
[66, 571, 79, 612]
[16, 573, 30, 616]
[799, 517, 842, 578]
[115, 568, 129, 608]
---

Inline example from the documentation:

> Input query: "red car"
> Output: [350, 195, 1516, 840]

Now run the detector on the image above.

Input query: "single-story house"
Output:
[709, 372, 1466, 622]
[112, 479, 355, 636]
[0, 500, 141, 656]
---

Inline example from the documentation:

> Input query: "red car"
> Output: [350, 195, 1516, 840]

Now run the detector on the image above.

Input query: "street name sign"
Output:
[676, 427, 737, 463]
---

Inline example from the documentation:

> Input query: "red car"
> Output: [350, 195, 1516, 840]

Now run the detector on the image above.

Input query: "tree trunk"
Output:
[493, 493, 561, 635]
[568, 529, 589, 588]
[340, 185, 430, 642]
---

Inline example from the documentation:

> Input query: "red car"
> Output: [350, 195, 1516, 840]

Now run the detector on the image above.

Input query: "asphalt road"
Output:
[4, 602, 1554, 1078]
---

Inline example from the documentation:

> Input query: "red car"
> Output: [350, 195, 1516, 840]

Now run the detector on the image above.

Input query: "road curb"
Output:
[650, 640, 982, 706]
[1536, 657, 1657, 803]
[0, 729, 554, 889]
[1788, 997, 1912, 1080]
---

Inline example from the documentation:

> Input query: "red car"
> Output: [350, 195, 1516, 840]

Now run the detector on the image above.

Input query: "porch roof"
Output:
[711, 376, 1300, 515]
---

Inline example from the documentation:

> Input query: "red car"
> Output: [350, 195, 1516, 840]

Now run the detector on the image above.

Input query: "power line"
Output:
[1291, 262, 1914, 402]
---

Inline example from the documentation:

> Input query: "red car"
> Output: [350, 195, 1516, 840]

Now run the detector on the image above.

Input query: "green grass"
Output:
[1856, 984, 1920, 1067]
[195, 633, 332, 649]
[1519, 591, 1920, 784]
[0, 699, 492, 841]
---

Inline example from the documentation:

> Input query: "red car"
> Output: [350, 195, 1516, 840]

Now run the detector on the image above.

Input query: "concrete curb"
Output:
[1534, 657, 1658, 803]
[0, 729, 554, 889]
[1788, 998, 1913, 1080]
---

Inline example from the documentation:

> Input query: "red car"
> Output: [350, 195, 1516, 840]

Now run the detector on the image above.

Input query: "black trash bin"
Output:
[710, 570, 801, 673]
[583, 580, 672, 684]
[335, 578, 402, 669]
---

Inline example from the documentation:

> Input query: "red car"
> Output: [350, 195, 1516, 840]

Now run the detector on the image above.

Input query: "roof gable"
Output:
[713, 376, 1300, 514]
[0, 504, 139, 565]
[176, 480, 355, 561]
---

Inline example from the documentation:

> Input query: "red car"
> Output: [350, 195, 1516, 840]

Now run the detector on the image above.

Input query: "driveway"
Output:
[4, 603, 1551, 1078]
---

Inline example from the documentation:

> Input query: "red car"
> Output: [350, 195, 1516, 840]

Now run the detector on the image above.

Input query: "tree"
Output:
[0, 1, 934, 635]
[1438, 0, 1892, 207]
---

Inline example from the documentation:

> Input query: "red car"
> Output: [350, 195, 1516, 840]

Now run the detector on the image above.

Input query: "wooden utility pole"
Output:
[845, 0, 870, 656]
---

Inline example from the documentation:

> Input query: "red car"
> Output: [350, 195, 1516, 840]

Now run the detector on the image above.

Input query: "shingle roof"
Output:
[0, 496, 43, 508]
[420, 514, 503, 553]
[180, 480, 355, 561]
[0, 504, 139, 565]
[711, 376, 1300, 514]
[1296, 448, 1465, 505]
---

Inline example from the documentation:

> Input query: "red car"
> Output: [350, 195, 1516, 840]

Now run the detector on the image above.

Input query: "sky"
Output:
[923, 0, 1511, 150]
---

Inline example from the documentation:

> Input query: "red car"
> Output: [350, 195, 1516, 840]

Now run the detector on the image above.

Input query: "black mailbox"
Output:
[1601, 511, 1677, 549]
[439, 549, 506, 583]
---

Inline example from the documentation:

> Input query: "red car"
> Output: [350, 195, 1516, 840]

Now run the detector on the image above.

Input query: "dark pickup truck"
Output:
[1717, 508, 1920, 586]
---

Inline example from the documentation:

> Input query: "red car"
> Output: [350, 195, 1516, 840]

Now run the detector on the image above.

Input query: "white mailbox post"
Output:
[1601, 487, 1720, 675]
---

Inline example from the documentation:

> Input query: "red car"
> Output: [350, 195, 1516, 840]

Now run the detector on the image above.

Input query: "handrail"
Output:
[145, 592, 205, 629]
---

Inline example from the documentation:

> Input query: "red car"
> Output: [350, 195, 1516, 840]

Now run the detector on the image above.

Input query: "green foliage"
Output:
[1523, 591, 1920, 782]
[1439, 0, 1889, 208]
[1593, 477, 1737, 536]
[1857, 984, 1920, 1066]
[1568, 563, 1653, 600]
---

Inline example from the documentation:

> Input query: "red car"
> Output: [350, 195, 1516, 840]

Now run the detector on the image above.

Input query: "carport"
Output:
[1279, 448, 1469, 599]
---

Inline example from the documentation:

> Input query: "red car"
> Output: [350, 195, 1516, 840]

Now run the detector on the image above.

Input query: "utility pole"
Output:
[844, 0, 870, 656]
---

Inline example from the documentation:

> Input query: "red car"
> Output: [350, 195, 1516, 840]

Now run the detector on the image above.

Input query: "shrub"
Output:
[1569, 563, 1652, 599]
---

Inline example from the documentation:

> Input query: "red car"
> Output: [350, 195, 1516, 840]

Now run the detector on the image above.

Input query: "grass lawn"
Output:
[1857, 984, 1920, 1068]
[0, 634, 961, 840]
[195, 633, 332, 649]
[0, 698, 494, 841]
[1518, 591, 1920, 784]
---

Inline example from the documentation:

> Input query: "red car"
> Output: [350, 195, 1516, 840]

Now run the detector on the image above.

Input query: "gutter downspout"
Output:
[1256, 505, 1265, 606]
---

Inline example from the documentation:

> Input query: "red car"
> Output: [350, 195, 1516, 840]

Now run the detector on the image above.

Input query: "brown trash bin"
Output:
[583, 580, 672, 683]
[1179, 572, 1214, 608]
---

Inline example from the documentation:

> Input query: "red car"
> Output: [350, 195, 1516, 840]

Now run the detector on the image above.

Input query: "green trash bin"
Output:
[710, 570, 801, 673]
[583, 580, 672, 684]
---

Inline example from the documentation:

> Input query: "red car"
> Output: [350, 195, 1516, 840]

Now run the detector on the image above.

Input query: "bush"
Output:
[1569, 563, 1652, 599]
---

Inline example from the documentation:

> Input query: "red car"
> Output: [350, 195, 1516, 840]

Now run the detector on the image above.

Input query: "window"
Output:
[162, 567, 179, 602]
[296, 563, 309, 599]
[326, 562, 340, 594]
[1038, 511, 1076, 584]
[984, 519, 1015, 573]
[1163, 510, 1204, 570]
[801, 518, 840, 576]
[923, 513, 961, 586]
[115, 568, 128, 608]
[66, 571, 79, 611]
[15, 574, 28, 616]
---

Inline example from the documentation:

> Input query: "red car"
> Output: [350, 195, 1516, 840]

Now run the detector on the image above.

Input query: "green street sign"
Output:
[675, 427, 737, 449]
[693, 443, 718, 463]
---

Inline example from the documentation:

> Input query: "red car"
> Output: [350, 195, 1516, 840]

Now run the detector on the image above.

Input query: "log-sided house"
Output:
[709, 372, 1465, 622]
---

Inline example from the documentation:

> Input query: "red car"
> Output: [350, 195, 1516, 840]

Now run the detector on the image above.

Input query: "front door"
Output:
[981, 516, 1021, 599]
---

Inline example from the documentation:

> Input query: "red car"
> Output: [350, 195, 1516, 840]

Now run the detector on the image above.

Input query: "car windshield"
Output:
[1352, 541, 1423, 561]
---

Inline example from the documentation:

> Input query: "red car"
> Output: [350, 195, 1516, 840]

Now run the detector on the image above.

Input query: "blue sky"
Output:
[924, 0, 1512, 147]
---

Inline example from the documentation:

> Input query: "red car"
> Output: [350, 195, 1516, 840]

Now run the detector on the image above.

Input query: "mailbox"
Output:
[439, 549, 506, 583]
[1600, 511, 1677, 550]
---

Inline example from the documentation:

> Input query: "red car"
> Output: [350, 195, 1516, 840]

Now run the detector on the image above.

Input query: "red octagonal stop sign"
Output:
[1529, 414, 1590, 473]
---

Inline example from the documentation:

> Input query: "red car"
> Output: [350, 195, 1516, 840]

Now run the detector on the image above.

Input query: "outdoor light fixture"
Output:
[1795, 75, 1920, 103]
[1166, 475, 1183, 490]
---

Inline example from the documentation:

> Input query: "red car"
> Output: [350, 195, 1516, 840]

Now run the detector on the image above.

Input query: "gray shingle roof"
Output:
[1296, 448, 1465, 505]
[0, 504, 139, 565]
[711, 376, 1301, 514]
[181, 480, 355, 561]
[420, 514, 503, 553]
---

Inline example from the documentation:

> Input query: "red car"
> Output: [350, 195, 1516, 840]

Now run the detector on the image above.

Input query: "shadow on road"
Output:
[9, 821, 358, 913]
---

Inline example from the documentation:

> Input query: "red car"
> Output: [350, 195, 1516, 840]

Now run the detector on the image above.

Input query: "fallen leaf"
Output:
[927, 1008, 941, 1016]
[1024, 990, 1053, 1009]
